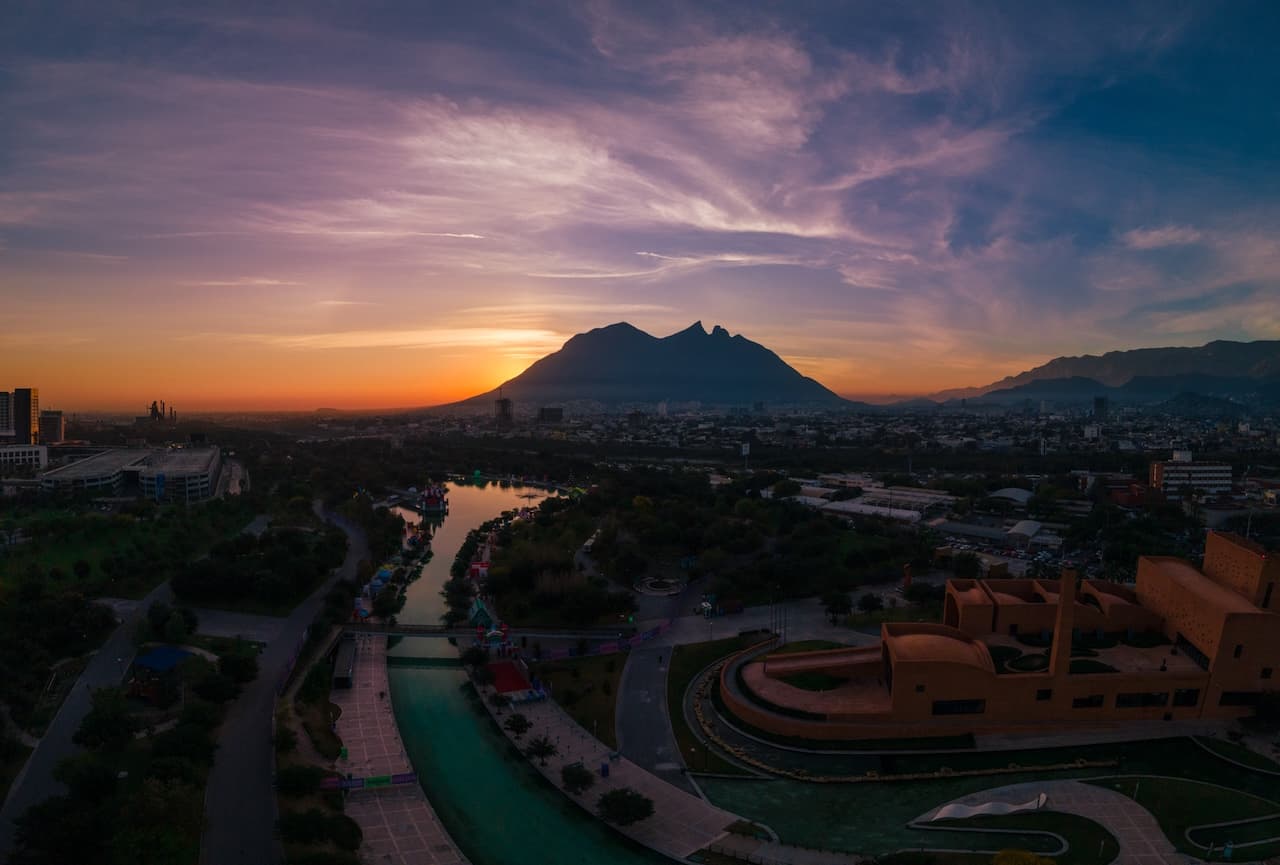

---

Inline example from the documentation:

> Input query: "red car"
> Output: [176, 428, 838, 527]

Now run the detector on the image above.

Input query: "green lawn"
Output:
[1195, 737, 1280, 773]
[531, 654, 624, 748]
[930, 811, 1119, 865]
[700, 774, 1113, 857]
[1093, 777, 1280, 859]
[668, 633, 772, 775]
[847, 604, 942, 629]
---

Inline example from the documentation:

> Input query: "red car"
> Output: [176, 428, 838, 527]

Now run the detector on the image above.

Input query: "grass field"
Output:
[1195, 737, 1280, 772]
[531, 654, 624, 748]
[1095, 777, 1280, 859]
[669, 632, 772, 775]
[930, 811, 1120, 865]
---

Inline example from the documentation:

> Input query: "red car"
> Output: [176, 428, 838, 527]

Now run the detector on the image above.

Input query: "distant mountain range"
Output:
[450, 321, 856, 410]
[931, 339, 1280, 403]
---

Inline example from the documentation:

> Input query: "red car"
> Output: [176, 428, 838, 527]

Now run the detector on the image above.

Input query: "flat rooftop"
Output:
[42, 448, 149, 480]
[144, 447, 219, 475]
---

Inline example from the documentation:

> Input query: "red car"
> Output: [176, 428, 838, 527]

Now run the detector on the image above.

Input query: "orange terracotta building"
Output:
[723, 531, 1279, 740]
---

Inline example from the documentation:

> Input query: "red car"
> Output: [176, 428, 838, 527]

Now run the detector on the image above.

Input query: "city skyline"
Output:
[4, 2, 1280, 411]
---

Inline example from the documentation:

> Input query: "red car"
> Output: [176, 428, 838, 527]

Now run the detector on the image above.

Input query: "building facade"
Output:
[38, 410, 64, 445]
[0, 444, 48, 470]
[1150, 452, 1233, 499]
[721, 531, 1278, 739]
[12, 388, 38, 445]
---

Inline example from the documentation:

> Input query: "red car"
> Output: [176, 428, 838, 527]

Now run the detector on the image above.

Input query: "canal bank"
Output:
[384, 482, 677, 865]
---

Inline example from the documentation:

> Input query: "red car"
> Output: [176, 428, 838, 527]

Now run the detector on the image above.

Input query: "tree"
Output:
[525, 734, 557, 766]
[74, 688, 139, 751]
[822, 590, 852, 623]
[856, 593, 884, 614]
[274, 726, 298, 754]
[503, 713, 532, 739]
[596, 787, 655, 826]
[953, 551, 982, 579]
[72, 559, 92, 582]
[461, 646, 489, 668]
[162, 611, 189, 644]
[276, 764, 324, 797]
[561, 762, 596, 795]
[218, 652, 259, 684]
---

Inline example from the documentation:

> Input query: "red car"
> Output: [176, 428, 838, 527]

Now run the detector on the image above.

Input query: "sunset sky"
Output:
[3, 1, 1279, 411]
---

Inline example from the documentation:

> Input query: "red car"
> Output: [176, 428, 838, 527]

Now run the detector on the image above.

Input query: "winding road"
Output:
[199, 504, 368, 865]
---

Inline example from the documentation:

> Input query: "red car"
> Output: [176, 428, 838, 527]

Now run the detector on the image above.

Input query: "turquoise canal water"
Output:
[389, 481, 547, 657]
[390, 665, 668, 865]
[387, 481, 666, 865]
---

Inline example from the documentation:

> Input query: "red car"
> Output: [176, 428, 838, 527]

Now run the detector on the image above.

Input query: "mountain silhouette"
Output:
[452, 321, 853, 410]
[931, 339, 1280, 401]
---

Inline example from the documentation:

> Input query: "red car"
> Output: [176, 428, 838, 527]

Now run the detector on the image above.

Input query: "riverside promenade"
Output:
[333, 635, 470, 865]
[475, 674, 740, 859]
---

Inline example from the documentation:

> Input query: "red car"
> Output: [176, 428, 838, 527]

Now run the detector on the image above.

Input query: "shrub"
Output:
[561, 762, 596, 795]
[597, 787, 654, 826]
[274, 726, 298, 754]
[277, 764, 324, 797]
[218, 652, 259, 684]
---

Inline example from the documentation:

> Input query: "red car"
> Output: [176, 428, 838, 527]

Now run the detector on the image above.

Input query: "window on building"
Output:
[1036, 689, 1052, 701]
[1116, 692, 1169, 708]
[915, 684, 926, 693]
[1072, 695, 1104, 709]
[932, 699, 986, 716]
[1264, 583, 1274, 609]
[1219, 691, 1261, 707]
[1173, 689, 1200, 707]
[1234, 644, 1243, 659]
[1262, 668, 1273, 680]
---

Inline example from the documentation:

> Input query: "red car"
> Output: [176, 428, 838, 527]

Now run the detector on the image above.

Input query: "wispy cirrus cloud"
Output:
[1121, 226, 1204, 249]
[3, 1, 1278, 407]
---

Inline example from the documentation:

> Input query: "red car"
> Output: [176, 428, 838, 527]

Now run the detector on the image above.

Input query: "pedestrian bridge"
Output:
[342, 621, 637, 641]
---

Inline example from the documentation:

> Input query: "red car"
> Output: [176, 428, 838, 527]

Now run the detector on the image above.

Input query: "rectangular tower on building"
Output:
[12, 388, 38, 445]
[39, 409, 65, 445]
[0, 391, 11, 438]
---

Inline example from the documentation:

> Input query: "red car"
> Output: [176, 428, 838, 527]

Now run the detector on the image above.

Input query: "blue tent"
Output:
[134, 645, 195, 673]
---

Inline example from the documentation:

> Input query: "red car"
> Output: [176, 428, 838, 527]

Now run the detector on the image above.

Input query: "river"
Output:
[386, 482, 668, 865]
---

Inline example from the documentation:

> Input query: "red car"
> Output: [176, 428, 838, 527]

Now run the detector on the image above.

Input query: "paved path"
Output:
[345, 786, 470, 865]
[188, 606, 287, 644]
[919, 779, 1185, 865]
[332, 636, 471, 865]
[478, 678, 738, 860]
[199, 503, 369, 865]
[616, 645, 699, 795]
[0, 580, 173, 857]
[331, 636, 411, 779]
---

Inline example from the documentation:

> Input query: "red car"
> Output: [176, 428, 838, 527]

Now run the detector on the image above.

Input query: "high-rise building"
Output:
[39, 409, 65, 444]
[12, 388, 38, 445]
[1093, 395, 1109, 420]
[0, 391, 11, 438]
[494, 395, 513, 426]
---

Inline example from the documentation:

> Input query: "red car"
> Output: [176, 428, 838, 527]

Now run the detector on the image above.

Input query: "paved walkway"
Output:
[345, 785, 470, 865]
[477, 678, 739, 859]
[332, 636, 411, 778]
[332, 635, 471, 865]
[918, 780, 1185, 865]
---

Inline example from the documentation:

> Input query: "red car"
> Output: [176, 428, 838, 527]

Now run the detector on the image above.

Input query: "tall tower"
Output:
[13, 388, 38, 444]
[1049, 569, 1079, 680]
[494, 386, 514, 427]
